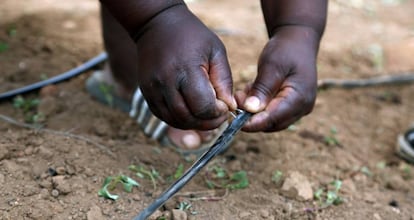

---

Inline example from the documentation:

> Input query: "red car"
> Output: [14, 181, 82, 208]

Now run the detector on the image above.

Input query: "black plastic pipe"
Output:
[0, 52, 108, 101]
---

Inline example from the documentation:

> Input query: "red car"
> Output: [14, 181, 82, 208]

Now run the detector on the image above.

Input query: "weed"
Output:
[173, 163, 184, 179]
[12, 96, 43, 123]
[0, 42, 8, 53]
[98, 175, 139, 200]
[360, 166, 373, 177]
[314, 179, 344, 207]
[204, 165, 249, 190]
[129, 164, 161, 190]
[177, 201, 198, 215]
[271, 170, 283, 185]
[324, 127, 341, 147]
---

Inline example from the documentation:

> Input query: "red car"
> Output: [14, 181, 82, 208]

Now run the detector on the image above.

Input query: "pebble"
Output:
[52, 175, 72, 194]
[24, 146, 34, 156]
[239, 211, 251, 218]
[87, 205, 104, 220]
[51, 189, 60, 197]
[38, 146, 53, 159]
[55, 166, 66, 175]
[260, 209, 270, 218]
[171, 209, 187, 220]
[373, 213, 382, 220]
[386, 175, 409, 192]
[280, 171, 313, 201]
[148, 210, 164, 220]
[40, 85, 59, 97]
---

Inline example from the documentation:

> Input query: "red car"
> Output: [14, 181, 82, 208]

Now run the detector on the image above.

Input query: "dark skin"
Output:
[99, 0, 328, 132]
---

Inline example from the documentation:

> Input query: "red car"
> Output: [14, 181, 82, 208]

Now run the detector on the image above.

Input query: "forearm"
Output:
[260, 0, 327, 38]
[99, 0, 185, 37]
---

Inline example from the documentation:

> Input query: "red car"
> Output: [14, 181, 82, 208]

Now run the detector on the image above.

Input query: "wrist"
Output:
[100, 0, 185, 39]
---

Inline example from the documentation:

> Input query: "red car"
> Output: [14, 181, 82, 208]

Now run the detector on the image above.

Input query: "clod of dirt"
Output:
[232, 141, 248, 154]
[55, 166, 66, 175]
[40, 85, 59, 97]
[52, 175, 72, 194]
[38, 96, 60, 117]
[386, 175, 409, 192]
[280, 171, 313, 201]
[238, 211, 251, 219]
[86, 205, 104, 220]
[171, 209, 187, 220]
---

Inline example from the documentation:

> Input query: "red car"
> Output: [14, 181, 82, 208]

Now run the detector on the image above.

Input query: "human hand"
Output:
[236, 26, 320, 132]
[134, 5, 236, 130]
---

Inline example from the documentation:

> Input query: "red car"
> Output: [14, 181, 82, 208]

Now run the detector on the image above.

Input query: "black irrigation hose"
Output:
[0, 52, 108, 101]
[133, 110, 252, 220]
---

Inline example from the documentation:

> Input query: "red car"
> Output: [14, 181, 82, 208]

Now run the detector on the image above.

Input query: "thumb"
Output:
[243, 68, 284, 113]
[209, 50, 237, 111]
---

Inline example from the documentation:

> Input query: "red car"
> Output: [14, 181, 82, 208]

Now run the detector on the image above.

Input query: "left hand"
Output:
[236, 25, 320, 132]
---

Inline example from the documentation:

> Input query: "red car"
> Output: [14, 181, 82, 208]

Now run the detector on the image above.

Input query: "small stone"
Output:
[52, 175, 72, 194]
[386, 175, 409, 192]
[260, 209, 270, 218]
[24, 146, 34, 156]
[280, 171, 313, 201]
[373, 213, 382, 220]
[171, 209, 187, 220]
[87, 205, 104, 220]
[148, 210, 164, 220]
[38, 188, 50, 199]
[55, 166, 66, 175]
[38, 178, 53, 189]
[0, 173, 4, 184]
[38, 146, 53, 159]
[239, 211, 251, 218]
[40, 85, 59, 97]
[51, 189, 60, 197]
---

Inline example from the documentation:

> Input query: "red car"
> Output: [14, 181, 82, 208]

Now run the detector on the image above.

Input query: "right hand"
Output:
[134, 4, 236, 130]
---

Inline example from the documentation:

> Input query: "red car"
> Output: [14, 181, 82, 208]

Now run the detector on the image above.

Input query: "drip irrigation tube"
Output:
[0, 52, 108, 101]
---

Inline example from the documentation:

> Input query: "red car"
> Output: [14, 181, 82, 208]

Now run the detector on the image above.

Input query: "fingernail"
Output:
[181, 133, 201, 150]
[244, 96, 261, 112]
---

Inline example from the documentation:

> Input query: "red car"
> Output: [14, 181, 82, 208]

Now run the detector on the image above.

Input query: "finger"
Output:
[243, 63, 286, 113]
[242, 86, 312, 132]
[209, 48, 237, 110]
[179, 66, 228, 120]
[161, 87, 228, 130]
[234, 82, 252, 106]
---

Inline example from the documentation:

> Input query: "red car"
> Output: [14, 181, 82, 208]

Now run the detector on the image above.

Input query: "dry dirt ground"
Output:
[1, 0, 414, 219]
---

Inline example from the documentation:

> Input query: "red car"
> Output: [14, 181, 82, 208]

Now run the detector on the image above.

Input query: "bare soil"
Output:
[1, 0, 414, 219]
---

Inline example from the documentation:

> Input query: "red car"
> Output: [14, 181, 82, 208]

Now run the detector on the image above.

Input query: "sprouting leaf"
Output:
[213, 166, 227, 179]
[314, 188, 324, 201]
[98, 177, 119, 200]
[0, 42, 8, 53]
[227, 171, 249, 189]
[271, 170, 283, 184]
[174, 164, 184, 179]
[98, 175, 139, 200]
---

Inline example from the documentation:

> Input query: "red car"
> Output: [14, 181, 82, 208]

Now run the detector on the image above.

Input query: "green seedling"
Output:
[177, 201, 198, 215]
[0, 42, 8, 53]
[173, 163, 184, 179]
[324, 127, 341, 147]
[204, 165, 249, 190]
[129, 164, 161, 190]
[98, 175, 139, 200]
[360, 166, 372, 177]
[314, 179, 344, 207]
[376, 161, 387, 169]
[271, 170, 283, 185]
[7, 25, 17, 37]
[12, 96, 43, 123]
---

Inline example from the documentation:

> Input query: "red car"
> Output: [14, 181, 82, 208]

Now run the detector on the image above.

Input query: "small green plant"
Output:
[314, 180, 344, 207]
[324, 127, 341, 147]
[0, 42, 8, 53]
[129, 164, 161, 190]
[173, 163, 184, 179]
[204, 165, 249, 190]
[98, 175, 139, 200]
[12, 96, 43, 123]
[271, 170, 283, 185]
[177, 201, 198, 215]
